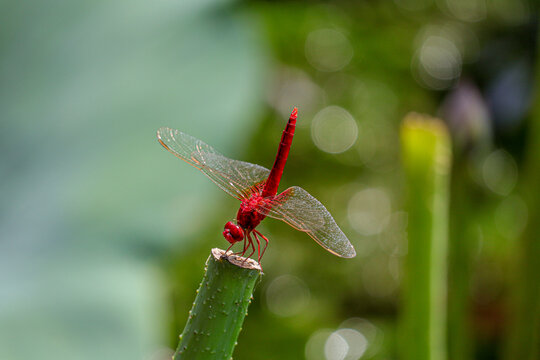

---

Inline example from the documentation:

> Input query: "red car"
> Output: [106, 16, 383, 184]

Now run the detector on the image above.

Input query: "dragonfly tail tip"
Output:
[290, 107, 298, 121]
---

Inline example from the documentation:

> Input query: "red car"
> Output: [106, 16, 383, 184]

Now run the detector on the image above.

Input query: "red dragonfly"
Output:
[157, 108, 356, 263]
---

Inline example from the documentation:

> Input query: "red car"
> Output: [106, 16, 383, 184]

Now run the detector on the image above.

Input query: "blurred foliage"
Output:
[1, 0, 267, 359]
[1, 0, 538, 359]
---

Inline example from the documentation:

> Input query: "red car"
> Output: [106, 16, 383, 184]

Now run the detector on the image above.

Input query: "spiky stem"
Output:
[174, 249, 262, 360]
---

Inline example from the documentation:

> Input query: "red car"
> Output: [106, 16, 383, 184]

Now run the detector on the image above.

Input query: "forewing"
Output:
[157, 127, 270, 200]
[260, 186, 356, 258]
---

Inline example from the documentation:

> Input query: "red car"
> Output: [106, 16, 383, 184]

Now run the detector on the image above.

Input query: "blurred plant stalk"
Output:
[174, 249, 261, 360]
[440, 80, 491, 360]
[400, 114, 452, 360]
[446, 156, 474, 360]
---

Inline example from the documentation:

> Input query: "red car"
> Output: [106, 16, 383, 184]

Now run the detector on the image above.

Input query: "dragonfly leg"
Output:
[254, 229, 269, 260]
[244, 232, 256, 260]
[225, 241, 235, 254]
[233, 235, 248, 256]
[252, 231, 262, 263]
[243, 234, 250, 255]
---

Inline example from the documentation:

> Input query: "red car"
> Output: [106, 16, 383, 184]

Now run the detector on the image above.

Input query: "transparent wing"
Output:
[157, 127, 270, 200]
[258, 186, 356, 258]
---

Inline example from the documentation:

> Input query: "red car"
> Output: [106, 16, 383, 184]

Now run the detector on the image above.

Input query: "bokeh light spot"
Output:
[355, 119, 398, 171]
[348, 188, 391, 236]
[339, 318, 383, 358]
[265, 275, 310, 317]
[305, 29, 353, 72]
[307, 326, 371, 360]
[378, 211, 408, 256]
[412, 35, 462, 90]
[312, 106, 358, 154]
[444, 0, 486, 22]
[267, 67, 324, 124]
[353, 80, 398, 119]
[305, 329, 334, 360]
[337, 329, 368, 359]
[494, 195, 528, 239]
[482, 149, 518, 196]
[491, 0, 530, 25]
[325, 331, 349, 360]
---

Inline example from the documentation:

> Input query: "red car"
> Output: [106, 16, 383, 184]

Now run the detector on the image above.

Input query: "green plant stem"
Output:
[447, 155, 473, 360]
[400, 114, 452, 360]
[174, 248, 262, 360]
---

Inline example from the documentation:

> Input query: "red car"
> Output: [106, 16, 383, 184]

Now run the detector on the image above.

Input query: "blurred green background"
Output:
[1, 0, 538, 359]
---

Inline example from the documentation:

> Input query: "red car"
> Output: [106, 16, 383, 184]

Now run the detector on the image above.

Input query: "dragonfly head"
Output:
[223, 221, 244, 244]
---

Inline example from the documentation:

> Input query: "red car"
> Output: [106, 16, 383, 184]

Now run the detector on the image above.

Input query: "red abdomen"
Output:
[262, 108, 297, 198]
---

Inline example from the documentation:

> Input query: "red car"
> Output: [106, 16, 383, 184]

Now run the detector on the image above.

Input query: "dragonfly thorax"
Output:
[236, 194, 268, 231]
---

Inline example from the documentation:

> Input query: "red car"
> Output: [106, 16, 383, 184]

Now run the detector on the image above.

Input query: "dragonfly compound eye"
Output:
[223, 221, 244, 244]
